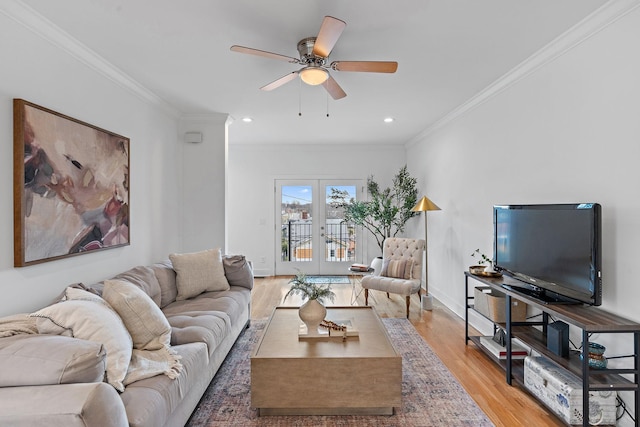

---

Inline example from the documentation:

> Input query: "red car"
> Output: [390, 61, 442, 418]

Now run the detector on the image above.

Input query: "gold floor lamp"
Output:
[411, 195, 441, 311]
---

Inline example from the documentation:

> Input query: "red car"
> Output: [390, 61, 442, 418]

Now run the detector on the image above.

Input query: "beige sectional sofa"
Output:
[0, 250, 253, 427]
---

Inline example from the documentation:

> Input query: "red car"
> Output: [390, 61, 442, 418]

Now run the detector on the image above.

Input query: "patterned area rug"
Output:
[186, 318, 493, 427]
[305, 276, 351, 284]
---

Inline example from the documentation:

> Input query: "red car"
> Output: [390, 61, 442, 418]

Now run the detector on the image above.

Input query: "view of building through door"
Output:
[276, 180, 362, 275]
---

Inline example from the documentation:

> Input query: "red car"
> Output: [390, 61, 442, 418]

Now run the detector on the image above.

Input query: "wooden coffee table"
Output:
[251, 306, 402, 416]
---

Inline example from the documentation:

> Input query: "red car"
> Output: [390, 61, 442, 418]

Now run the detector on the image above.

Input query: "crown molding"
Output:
[1, 0, 181, 118]
[180, 113, 229, 125]
[405, 0, 640, 148]
[230, 142, 404, 152]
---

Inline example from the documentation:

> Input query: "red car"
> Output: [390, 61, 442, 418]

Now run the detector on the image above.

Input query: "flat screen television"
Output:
[493, 203, 602, 306]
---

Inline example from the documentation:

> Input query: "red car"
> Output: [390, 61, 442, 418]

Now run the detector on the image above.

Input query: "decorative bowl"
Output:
[588, 342, 606, 355]
[469, 265, 486, 275]
[579, 342, 608, 369]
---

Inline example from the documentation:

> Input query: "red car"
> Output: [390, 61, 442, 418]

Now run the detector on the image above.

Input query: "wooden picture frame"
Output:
[13, 99, 130, 267]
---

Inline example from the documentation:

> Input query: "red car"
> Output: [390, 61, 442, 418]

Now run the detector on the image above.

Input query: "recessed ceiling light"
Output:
[242, 117, 253, 123]
[383, 117, 394, 123]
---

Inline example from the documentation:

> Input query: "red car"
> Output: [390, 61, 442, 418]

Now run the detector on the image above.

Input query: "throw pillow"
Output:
[51, 283, 101, 304]
[381, 259, 414, 280]
[102, 279, 171, 351]
[30, 298, 132, 392]
[64, 286, 106, 303]
[222, 254, 253, 289]
[102, 279, 183, 385]
[169, 248, 230, 300]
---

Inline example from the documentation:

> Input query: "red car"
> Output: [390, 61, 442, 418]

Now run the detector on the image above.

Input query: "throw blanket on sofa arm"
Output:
[0, 314, 38, 338]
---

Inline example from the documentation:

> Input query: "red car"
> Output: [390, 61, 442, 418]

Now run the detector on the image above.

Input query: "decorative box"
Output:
[524, 356, 617, 425]
[473, 286, 527, 322]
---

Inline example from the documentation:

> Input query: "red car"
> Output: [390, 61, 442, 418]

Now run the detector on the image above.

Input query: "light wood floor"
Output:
[251, 276, 565, 427]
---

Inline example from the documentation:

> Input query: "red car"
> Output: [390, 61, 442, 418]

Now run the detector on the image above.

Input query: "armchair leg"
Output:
[406, 296, 410, 318]
[386, 292, 390, 299]
[364, 289, 369, 306]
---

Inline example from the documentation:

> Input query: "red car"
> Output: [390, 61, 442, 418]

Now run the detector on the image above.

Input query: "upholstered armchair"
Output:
[361, 237, 425, 318]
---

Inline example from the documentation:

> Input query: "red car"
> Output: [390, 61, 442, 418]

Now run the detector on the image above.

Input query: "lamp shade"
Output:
[411, 196, 441, 212]
[299, 67, 329, 85]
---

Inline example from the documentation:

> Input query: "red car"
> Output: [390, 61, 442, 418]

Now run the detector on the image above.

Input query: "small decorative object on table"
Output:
[469, 249, 502, 277]
[580, 342, 608, 369]
[350, 263, 373, 273]
[284, 270, 335, 337]
[469, 265, 486, 275]
[318, 319, 359, 341]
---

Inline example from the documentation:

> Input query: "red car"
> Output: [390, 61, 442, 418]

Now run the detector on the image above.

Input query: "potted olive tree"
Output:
[329, 165, 419, 270]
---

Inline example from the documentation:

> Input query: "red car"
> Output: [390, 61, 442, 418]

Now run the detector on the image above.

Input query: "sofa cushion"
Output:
[111, 265, 162, 308]
[170, 248, 230, 300]
[120, 342, 208, 427]
[0, 382, 128, 427]
[162, 287, 250, 331]
[151, 260, 178, 308]
[31, 298, 133, 392]
[223, 254, 254, 289]
[0, 334, 105, 387]
[165, 312, 229, 357]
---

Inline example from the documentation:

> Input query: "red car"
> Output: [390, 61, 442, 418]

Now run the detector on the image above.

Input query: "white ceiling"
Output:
[21, 0, 607, 146]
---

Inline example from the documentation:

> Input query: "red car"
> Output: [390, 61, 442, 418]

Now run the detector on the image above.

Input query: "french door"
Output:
[275, 179, 362, 276]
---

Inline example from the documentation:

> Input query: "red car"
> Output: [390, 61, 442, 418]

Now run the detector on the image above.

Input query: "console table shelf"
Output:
[464, 272, 640, 427]
[467, 335, 524, 369]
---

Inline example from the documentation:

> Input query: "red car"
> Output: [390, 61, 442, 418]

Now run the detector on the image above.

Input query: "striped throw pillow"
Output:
[381, 259, 413, 279]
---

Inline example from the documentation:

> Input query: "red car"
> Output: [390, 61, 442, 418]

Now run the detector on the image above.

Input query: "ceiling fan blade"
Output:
[322, 75, 347, 100]
[312, 16, 346, 58]
[331, 61, 398, 73]
[260, 71, 299, 91]
[230, 45, 299, 63]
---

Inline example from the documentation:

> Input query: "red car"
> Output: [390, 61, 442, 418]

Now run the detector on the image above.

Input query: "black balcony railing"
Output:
[281, 220, 355, 262]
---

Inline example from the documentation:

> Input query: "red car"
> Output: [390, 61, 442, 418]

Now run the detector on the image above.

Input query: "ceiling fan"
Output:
[230, 16, 398, 100]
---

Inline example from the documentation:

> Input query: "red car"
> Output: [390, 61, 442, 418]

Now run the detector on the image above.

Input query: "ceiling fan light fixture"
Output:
[299, 67, 329, 86]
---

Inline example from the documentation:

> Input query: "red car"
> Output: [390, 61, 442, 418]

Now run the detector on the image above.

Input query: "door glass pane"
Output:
[325, 185, 356, 263]
[281, 185, 312, 262]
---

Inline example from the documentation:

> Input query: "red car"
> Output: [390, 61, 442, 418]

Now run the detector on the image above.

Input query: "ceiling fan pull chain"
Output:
[326, 91, 330, 117]
[298, 78, 302, 117]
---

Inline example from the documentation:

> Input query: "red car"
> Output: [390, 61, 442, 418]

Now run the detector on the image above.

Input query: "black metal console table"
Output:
[465, 271, 639, 427]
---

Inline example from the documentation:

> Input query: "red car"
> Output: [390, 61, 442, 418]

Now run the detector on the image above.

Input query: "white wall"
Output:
[406, 7, 640, 424]
[227, 143, 406, 276]
[179, 114, 228, 253]
[0, 8, 182, 316]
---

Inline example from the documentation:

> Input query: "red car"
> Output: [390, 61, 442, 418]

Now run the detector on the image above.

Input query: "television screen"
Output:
[493, 203, 601, 305]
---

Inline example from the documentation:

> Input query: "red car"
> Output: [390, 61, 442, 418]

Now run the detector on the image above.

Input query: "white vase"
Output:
[298, 299, 327, 336]
[370, 256, 384, 276]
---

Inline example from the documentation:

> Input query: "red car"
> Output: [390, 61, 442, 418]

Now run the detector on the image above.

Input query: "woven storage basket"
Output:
[474, 286, 527, 322]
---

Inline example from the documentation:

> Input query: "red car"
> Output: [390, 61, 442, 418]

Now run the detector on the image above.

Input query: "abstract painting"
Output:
[13, 99, 130, 267]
